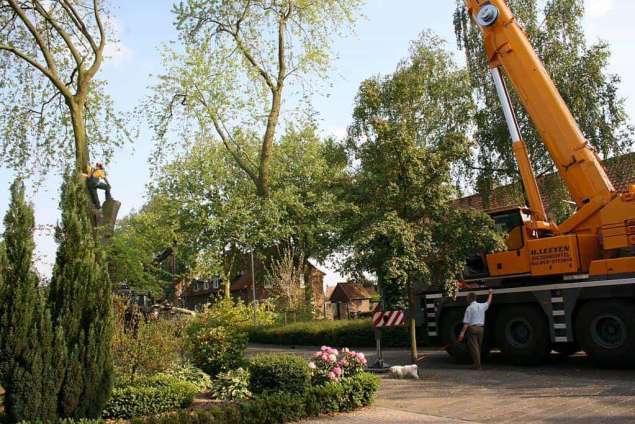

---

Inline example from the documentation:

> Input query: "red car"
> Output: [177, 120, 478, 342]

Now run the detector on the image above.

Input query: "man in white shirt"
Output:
[458, 289, 493, 370]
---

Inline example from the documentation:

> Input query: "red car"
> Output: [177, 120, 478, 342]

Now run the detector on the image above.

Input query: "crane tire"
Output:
[575, 300, 635, 368]
[495, 305, 550, 365]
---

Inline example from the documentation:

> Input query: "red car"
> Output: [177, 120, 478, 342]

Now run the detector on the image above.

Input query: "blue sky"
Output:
[1, 0, 633, 283]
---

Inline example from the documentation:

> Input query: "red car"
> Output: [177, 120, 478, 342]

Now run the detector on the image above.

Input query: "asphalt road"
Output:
[247, 345, 635, 423]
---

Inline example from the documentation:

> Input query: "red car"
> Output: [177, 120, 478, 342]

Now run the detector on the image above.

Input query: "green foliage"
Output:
[210, 367, 252, 401]
[248, 319, 426, 348]
[453, 0, 632, 201]
[131, 372, 380, 424]
[0, 179, 65, 422]
[248, 354, 311, 395]
[48, 174, 114, 418]
[342, 32, 504, 307]
[191, 297, 277, 332]
[153, 0, 363, 197]
[159, 362, 212, 393]
[0, 2, 130, 175]
[108, 196, 186, 296]
[186, 325, 248, 377]
[112, 300, 184, 383]
[103, 375, 198, 419]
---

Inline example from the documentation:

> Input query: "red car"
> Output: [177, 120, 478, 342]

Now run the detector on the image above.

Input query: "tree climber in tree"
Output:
[85, 163, 112, 209]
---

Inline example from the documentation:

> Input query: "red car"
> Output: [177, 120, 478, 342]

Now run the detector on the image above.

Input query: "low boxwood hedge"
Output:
[103, 375, 199, 419]
[249, 353, 311, 395]
[132, 372, 381, 424]
[249, 319, 427, 348]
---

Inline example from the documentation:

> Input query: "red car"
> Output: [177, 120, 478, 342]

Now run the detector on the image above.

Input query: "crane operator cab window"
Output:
[492, 210, 526, 251]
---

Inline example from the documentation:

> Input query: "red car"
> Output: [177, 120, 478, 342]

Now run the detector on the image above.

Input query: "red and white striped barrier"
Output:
[373, 310, 406, 327]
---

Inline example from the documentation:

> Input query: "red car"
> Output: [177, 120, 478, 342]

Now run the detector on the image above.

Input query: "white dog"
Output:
[388, 364, 419, 379]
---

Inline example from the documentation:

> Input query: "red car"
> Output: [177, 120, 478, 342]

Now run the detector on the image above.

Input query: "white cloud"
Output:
[587, 0, 614, 18]
[103, 15, 133, 67]
[328, 127, 348, 140]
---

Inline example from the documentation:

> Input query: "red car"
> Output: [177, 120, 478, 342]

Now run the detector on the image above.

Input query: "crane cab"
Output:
[464, 207, 602, 282]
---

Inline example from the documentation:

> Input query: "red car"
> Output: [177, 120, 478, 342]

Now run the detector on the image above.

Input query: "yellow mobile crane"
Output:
[418, 0, 635, 367]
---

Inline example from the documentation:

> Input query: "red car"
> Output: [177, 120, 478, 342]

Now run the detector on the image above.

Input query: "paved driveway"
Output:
[247, 345, 635, 423]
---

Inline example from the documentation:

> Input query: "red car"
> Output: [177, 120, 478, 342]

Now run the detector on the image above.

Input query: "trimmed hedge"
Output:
[249, 319, 427, 347]
[249, 354, 311, 395]
[103, 375, 199, 419]
[131, 372, 380, 424]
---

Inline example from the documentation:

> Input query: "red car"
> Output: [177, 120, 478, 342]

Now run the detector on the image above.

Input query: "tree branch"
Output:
[32, 0, 82, 67]
[6, 0, 68, 95]
[0, 43, 69, 97]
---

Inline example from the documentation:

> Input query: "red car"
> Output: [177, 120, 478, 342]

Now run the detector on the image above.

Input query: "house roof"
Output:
[324, 286, 336, 300]
[455, 152, 635, 212]
[329, 282, 376, 303]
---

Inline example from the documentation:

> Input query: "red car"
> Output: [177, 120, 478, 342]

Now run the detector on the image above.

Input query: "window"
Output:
[203, 281, 210, 290]
[212, 278, 220, 289]
[300, 274, 306, 288]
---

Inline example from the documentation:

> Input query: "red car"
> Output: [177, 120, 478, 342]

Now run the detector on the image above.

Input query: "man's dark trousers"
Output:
[467, 325, 484, 370]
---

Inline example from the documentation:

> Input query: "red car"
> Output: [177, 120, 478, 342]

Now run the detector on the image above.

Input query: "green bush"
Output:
[131, 372, 380, 424]
[249, 319, 427, 347]
[103, 374, 199, 419]
[186, 325, 248, 376]
[249, 354, 311, 395]
[210, 367, 252, 401]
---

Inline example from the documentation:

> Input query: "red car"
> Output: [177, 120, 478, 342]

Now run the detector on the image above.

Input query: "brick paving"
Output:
[249, 345, 635, 423]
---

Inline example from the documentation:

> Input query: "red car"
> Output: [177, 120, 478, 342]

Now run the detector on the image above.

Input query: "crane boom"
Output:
[464, 0, 616, 234]
[464, 0, 635, 278]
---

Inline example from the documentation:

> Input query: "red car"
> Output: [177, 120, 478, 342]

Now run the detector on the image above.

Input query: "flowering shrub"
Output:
[309, 346, 367, 385]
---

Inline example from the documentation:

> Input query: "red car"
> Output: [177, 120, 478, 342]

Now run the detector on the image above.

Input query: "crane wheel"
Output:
[439, 308, 491, 364]
[575, 300, 635, 368]
[495, 305, 550, 365]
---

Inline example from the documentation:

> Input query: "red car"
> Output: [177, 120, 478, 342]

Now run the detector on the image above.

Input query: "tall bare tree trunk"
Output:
[69, 100, 89, 172]
[407, 280, 418, 364]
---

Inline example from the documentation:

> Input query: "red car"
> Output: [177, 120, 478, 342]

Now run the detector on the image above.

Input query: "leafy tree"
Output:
[342, 33, 504, 362]
[0, 180, 65, 422]
[0, 1, 130, 174]
[454, 0, 633, 203]
[48, 173, 113, 418]
[150, 0, 363, 196]
[108, 195, 185, 296]
[141, 124, 348, 287]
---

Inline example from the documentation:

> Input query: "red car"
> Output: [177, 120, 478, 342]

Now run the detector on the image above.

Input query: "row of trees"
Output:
[113, 0, 632, 301]
[0, 178, 112, 421]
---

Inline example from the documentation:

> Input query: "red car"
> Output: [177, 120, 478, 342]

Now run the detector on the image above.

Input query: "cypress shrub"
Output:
[0, 180, 65, 422]
[48, 173, 114, 418]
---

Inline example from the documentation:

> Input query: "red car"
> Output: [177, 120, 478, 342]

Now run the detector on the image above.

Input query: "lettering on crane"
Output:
[530, 245, 573, 266]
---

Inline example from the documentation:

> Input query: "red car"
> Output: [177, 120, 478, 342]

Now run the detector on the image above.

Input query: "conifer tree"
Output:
[0, 180, 64, 422]
[49, 174, 114, 418]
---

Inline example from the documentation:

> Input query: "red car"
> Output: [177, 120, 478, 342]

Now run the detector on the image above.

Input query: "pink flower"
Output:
[321, 353, 330, 362]
[342, 348, 350, 353]
[321, 345, 328, 351]
[314, 352, 322, 357]
[308, 362, 316, 369]
[329, 354, 337, 363]
[327, 372, 336, 380]
[333, 367, 342, 377]
[357, 352, 365, 360]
